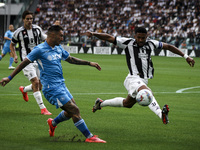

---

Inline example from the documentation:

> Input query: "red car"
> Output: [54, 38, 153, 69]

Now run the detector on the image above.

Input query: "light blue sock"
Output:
[0, 55, 2, 61]
[52, 110, 70, 126]
[9, 57, 14, 67]
[74, 119, 93, 138]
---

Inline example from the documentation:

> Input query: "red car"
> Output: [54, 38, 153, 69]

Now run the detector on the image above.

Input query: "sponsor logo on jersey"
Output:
[138, 53, 148, 59]
[47, 54, 61, 61]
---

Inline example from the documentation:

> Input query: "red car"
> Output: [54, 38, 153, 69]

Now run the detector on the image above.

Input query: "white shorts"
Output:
[23, 62, 40, 81]
[124, 74, 148, 98]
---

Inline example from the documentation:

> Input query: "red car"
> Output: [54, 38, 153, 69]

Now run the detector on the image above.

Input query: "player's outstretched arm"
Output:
[0, 58, 31, 87]
[162, 43, 195, 67]
[83, 31, 115, 44]
[66, 56, 101, 71]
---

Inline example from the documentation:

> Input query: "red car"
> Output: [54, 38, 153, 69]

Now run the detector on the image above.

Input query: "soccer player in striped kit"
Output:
[10, 10, 51, 115]
[84, 27, 195, 124]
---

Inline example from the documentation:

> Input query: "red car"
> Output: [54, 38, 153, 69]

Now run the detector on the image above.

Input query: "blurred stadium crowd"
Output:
[34, 0, 200, 49]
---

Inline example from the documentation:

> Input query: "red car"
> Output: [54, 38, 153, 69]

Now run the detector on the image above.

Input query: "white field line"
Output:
[176, 86, 200, 93]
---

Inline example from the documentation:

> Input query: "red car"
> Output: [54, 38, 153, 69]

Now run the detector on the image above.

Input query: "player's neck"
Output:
[46, 40, 55, 48]
[24, 25, 32, 30]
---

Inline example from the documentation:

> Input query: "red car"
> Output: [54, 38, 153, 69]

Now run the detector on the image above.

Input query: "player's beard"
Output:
[25, 22, 32, 29]
[138, 42, 145, 47]
[55, 41, 61, 46]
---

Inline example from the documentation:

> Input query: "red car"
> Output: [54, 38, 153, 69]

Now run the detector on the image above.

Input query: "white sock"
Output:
[148, 96, 162, 119]
[33, 91, 45, 109]
[100, 97, 124, 107]
[23, 84, 33, 92]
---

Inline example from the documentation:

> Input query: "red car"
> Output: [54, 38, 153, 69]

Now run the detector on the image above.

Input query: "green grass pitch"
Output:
[0, 53, 200, 150]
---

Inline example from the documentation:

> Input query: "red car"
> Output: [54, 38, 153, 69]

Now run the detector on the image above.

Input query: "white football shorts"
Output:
[22, 62, 40, 81]
[124, 74, 148, 98]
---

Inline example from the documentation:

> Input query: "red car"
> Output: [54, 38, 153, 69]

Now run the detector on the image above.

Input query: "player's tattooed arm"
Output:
[66, 56, 101, 71]
[66, 56, 90, 65]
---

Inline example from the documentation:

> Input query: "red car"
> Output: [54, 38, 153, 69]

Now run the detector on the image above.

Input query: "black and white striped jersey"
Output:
[115, 37, 163, 79]
[11, 24, 47, 61]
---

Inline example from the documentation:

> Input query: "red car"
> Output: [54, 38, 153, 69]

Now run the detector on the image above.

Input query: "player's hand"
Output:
[89, 62, 101, 71]
[14, 56, 18, 63]
[186, 57, 195, 67]
[81, 31, 93, 38]
[0, 77, 10, 87]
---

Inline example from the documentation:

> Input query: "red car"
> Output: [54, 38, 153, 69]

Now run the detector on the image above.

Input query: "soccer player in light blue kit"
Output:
[0, 25, 106, 143]
[0, 24, 15, 69]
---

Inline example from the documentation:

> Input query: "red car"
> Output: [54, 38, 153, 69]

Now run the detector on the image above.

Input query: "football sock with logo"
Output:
[0, 55, 2, 61]
[9, 57, 14, 67]
[100, 97, 124, 107]
[148, 96, 162, 119]
[33, 91, 45, 109]
[52, 110, 70, 126]
[23, 84, 33, 92]
[74, 119, 93, 138]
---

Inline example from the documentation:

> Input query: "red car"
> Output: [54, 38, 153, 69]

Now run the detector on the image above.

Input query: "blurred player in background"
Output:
[0, 25, 106, 143]
[10, 10, 51, 115]
[54, 20, 61, 25]
[0, 24, 15, 69]
[84, 27, 195, 125]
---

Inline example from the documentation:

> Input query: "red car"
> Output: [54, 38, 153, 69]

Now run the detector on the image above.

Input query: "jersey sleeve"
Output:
[26, 46, 41, 62]
[41, 31, 47, 41]
[116, 37, 133, 49]
[60, 45, 70, 60]
[149, 39, 163, 49]
[11, 30, 19, 44]
[38, 25, 47, 40]
[4, 31, 9, 38]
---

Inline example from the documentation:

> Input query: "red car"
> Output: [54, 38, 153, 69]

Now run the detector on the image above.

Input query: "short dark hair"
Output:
[135, 27, 147, 34]
[22, 10, 33, 19]
[47, 25, 63, 34]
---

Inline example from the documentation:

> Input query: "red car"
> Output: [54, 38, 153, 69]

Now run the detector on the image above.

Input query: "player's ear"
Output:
[134, 33, 137, 39]
[145, 33, 148, 38]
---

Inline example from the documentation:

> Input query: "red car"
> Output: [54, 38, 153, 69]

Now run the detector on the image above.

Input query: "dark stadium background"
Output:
[0, 0, 200, 56]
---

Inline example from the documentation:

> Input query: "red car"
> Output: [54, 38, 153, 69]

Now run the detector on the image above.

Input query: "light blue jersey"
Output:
[27, 41, 69, 88]
[27, 41, 73, 108]
[4, 30, 13, 48]
[2, 30, 13, 55]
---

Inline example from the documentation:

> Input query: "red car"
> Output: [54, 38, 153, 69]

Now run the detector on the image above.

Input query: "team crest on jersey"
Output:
[141, 45, 151, 51]
[138, 45, 150, 59]
[47, 55, 53, 61]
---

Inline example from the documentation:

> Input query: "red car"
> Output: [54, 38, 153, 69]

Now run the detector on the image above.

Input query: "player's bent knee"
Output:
[68, 104, 80, 116]
[73, 106, 80, 115]
[124, 103, 134, 108]
[31, 78, 40, 85]
[123, 95, 137, 108]
[123, 100, 135, 108]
